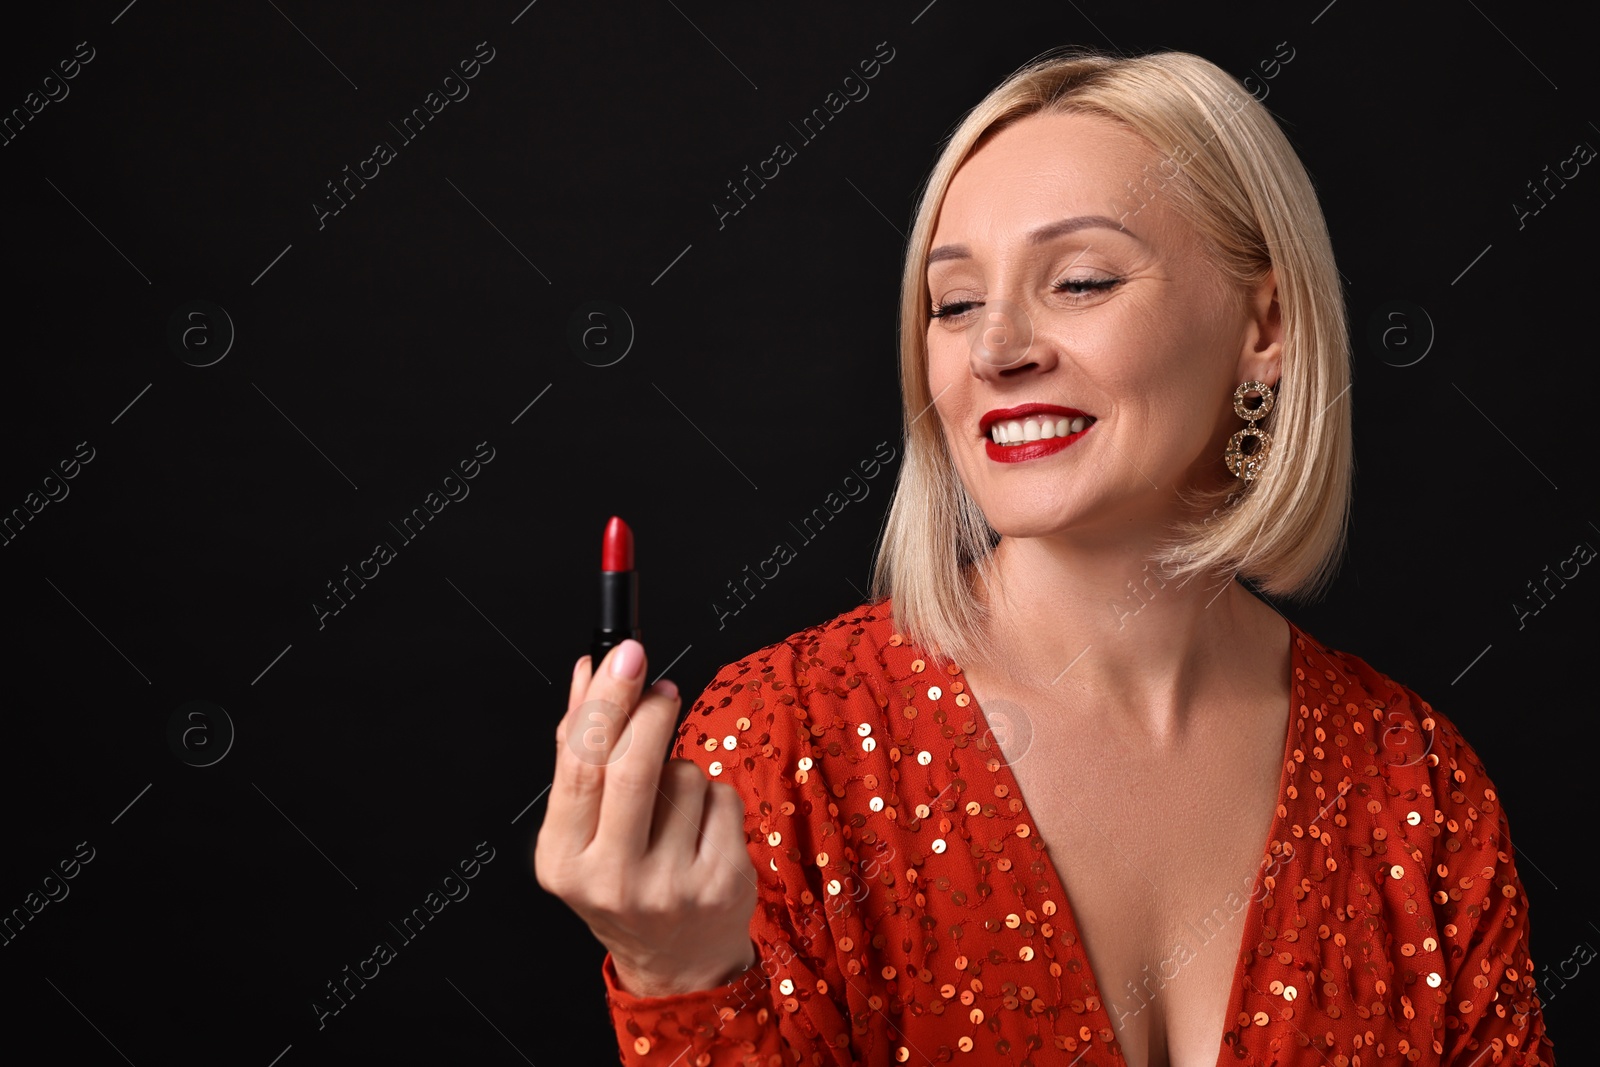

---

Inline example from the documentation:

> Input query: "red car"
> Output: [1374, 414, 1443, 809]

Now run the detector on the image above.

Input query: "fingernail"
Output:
[610, 639, 644, 680]
[652, 678, 679, 699]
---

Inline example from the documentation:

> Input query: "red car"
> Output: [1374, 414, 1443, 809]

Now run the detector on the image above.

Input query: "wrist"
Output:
[612, 942, 757, 998]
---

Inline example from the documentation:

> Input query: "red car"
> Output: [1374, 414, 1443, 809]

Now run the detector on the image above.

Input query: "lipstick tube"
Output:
[590, 515, 641, 671]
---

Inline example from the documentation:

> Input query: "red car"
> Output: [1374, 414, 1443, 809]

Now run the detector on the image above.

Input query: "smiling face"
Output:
[925, 110, 1279, 544]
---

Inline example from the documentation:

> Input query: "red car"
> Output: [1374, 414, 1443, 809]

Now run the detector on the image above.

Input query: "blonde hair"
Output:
[868, 47, 1353, 667]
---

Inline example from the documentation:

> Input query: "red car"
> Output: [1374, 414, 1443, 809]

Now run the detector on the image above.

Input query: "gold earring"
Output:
[1224, 380, 1274, 481]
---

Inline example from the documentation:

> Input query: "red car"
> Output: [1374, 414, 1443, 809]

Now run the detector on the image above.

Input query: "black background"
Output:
[1, 1, 1594, 1064]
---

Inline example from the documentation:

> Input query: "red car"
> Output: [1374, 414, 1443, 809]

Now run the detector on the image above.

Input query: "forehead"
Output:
[931, 111, 1166, 242]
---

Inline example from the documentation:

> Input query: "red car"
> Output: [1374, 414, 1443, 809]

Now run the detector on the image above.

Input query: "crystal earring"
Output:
[1224, 380, 1274, 481]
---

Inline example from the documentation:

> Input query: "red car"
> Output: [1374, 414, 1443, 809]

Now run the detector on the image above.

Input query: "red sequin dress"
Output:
[602, 600, 1555, 1066]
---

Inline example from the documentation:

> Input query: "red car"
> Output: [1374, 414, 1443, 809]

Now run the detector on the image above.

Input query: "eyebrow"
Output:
[926, 214, 1139, 266]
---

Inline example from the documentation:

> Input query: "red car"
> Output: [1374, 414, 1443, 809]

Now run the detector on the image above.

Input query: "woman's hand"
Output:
[533, 639, 758, 997]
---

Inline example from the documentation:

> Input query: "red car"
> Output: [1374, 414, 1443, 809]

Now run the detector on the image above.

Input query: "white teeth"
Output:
[988, 413, 1094, 446]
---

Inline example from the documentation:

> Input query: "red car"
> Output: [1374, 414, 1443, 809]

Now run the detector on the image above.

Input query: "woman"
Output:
[535, 49, 1556, 1066]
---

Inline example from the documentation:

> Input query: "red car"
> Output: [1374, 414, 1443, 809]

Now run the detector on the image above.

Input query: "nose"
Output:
[966, 295, 1059, 381]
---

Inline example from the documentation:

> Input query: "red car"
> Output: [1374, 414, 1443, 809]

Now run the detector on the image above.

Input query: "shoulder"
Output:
[670, 598, 935, 914]
[1296, 622, 1533, 900]
[1288, 625, 1552, 1062]
[1286, 627, 1523, 940]
[1291, 622, 1490, 795]
[672, 598, 909, 774]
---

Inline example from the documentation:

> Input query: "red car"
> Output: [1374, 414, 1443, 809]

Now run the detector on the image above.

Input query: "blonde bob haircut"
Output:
[868, 47, 1353, 668]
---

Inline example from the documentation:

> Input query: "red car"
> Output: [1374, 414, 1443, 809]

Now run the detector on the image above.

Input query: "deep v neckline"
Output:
[953, 618, 1300, 1067]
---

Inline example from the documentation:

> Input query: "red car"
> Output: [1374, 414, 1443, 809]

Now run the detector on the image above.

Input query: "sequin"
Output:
[600, 601, 1555, 1067]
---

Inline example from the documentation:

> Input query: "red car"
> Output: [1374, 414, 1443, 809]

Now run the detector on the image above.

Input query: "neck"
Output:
[968, 529, 1286, 743]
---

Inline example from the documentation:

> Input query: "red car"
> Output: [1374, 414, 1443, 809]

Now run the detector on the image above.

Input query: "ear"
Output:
[1237, 270, 1283, 390]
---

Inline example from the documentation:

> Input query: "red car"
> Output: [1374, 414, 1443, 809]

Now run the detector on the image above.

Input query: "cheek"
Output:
[924, 343, 963, 439]
[1085, 323, 1223, 456]
[925, 336, 968, 409]
[926, 330, 958, 376]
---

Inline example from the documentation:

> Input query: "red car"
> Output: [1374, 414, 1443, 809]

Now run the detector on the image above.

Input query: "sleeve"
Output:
[1426, 710, 1557, 1066]
[599, 638, 870, 1067]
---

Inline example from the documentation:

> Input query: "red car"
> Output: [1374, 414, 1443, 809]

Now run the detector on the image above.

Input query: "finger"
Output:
[694, 780, 753, 878]
[648, 758, 709, 855]
[596, 680, 686, 857]
[556, 656, 593, 750]
[567, 654, 593, 717]
[556, 642, 635, 769]
[581, 640, 649, 752]
[544, 687, 630, 863]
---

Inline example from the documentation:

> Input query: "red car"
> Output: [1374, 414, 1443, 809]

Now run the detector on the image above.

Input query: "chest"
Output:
[976, 695, 1289, 1067]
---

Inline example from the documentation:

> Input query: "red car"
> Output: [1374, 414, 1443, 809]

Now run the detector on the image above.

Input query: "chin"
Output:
[978, 485, 1158, 542]
[977, 501, 1084, 541]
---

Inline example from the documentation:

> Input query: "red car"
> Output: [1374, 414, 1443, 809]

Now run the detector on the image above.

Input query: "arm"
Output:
[600, 638, 865, 1066]
[533, 641, 783, 1064]
[1426, 712, 1556, 1066]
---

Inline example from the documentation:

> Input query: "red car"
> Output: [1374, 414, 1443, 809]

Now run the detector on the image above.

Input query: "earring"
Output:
[1224, 380, 1274, 481]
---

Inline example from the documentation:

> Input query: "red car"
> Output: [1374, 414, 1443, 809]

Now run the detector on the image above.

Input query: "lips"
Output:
[978, 403, 1096, 464]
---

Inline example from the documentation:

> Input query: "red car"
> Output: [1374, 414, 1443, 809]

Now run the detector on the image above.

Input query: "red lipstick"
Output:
[981, 404, 1096, 464]
[590, 516, 641, 671]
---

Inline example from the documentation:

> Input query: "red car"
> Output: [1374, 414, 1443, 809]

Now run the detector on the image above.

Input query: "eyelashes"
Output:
[928, 277, 1123, 321]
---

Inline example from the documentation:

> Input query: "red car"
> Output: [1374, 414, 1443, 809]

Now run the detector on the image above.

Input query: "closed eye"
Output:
[929, 276, 1123, 321]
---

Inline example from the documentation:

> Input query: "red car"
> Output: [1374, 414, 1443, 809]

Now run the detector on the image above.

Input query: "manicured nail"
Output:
[652, 678, 679, 700]
[610, 639, 644, 680]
